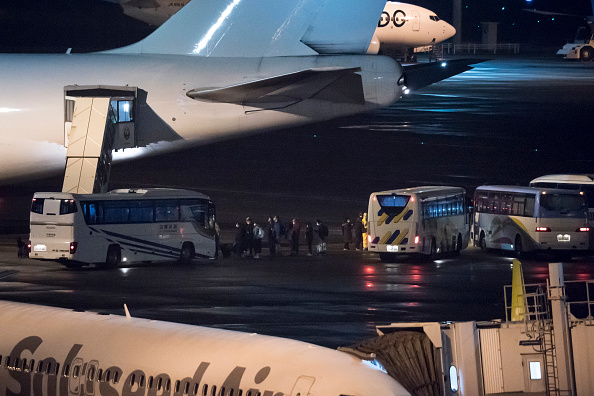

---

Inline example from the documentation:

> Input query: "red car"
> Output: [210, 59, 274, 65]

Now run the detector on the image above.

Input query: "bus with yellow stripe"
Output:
[473, 185, 590, 257]
[367, 186, 470, 262]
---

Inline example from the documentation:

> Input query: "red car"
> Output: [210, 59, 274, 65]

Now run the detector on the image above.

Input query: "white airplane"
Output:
[367, 2, 456, 56]
[105, 0, 456, 56]
[0, 301, 410, 395]
[0, 0, 405, 184]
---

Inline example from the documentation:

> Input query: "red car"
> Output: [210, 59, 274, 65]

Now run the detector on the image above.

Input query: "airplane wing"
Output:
[107, 0, 387, 57]
[186, 67, 365, 110]
[402, 59, 486, 92]
[522, 8, 584, 17]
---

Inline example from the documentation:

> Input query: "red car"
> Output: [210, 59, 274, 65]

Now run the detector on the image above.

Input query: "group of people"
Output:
[234, 216, 329, 258]
[341, 212, 368, 251]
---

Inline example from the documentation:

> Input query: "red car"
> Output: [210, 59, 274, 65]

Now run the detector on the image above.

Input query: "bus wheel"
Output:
[455, 234, 462, 256]
[102, 245, 121, 269]
[514, 235, 523, 259]
[179, 242, 195, 264]
[479, 232, 486, 250]
[429, 238, 438, 260]
[581, 46, 593, 61]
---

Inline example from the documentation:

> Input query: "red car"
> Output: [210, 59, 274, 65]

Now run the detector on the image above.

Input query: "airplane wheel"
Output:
[580, 46, 593, 61]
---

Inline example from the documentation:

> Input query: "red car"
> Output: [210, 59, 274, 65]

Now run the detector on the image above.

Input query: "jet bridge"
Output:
[62, 86, 137, 194]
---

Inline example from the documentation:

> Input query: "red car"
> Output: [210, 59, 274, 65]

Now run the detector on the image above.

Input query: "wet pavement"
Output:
[1, 237, 593, 348]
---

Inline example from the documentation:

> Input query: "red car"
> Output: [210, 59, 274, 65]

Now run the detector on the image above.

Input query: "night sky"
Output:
[1, 0, 592, 53]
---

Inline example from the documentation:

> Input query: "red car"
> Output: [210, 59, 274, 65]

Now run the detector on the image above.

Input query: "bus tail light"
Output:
[27, 240, 31, 253]
[577, 227, 590, 232]
[414, 236, 420, 244]
[69, 242, 78, 254]
[536, 227, 551, 232]
[367, 235, 373, 243]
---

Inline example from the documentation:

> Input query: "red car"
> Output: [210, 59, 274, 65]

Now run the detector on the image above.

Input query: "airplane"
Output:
[0, 0, 405, 185]
[104, 0, 456, 58]
[367, 2, 456, 59]
[0, 300, 410, 395]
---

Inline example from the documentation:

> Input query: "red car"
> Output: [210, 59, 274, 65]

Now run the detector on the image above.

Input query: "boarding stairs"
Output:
[522, 285, 564, 396]
[62, 86, 137, 194]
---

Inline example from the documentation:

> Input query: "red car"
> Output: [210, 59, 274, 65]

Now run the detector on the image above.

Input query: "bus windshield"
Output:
[377, 195, 410, 216]
[539, 194, 587, 218]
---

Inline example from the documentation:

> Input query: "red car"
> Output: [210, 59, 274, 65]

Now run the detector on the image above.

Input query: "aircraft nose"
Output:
[443, 22, 456, 40]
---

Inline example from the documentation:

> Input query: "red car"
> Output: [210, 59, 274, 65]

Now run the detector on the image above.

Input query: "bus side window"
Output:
[525, 195, 536, 217]
[155, 200, 180, 222]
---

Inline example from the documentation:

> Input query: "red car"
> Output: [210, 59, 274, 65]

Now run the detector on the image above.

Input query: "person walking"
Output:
[245, 217, 254, 256]
[234, 222, 246, 258]
[305, 222, 314, 256]
[354, 213, 364, 251]
[290, 218, 301, 256]
[253, 221, 264, 259]
[315, 219, 328, 254]
[273, 216, 285, 256]
[267, 217, 277, 257]
[342, 217, 353, 250]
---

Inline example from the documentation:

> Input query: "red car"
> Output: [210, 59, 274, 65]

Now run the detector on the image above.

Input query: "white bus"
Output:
[367, 186, 470, 262]
[29, 188, 217, 269]
[473, 185, 590, 257]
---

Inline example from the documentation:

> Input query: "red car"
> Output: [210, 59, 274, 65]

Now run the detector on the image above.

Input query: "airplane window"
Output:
[185, 382, 190, 394]
[166, 379, 171, 391]
[148, 376, 154, 388]
[130, 374, 136, 386]
[46, 362, 52, 374]
[21, 358, 27, 371]
[114, 371, 120, 384]
[157, 377, 163, 390]
[13, 358, 20, 370]
[29, 360, 35, 372]
[37, 361, 44, 373]
[140, 376, 145, 388]
[221, 387, 225, 396]
[203, 384, 208, 396]
[175, 380, 181, 393]
[54, 363, 60, 376]
[105, 370, 110, 381]
[98, 369, 103, 382]
[193, 383, 199, 395]
[211, 385, 217, 396]
[64, 364, 70, 377]
[0, 355, 2, 367]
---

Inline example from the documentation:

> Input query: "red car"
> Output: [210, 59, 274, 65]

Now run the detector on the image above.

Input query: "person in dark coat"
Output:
[273, 216, 285, 256]
[305, 222, 314, 256]
[354, 213, 364, 250]
[315, 219, 329, 254]
[234, 222, 246, 258]
[290, 218, 301, 256]
[267, 217, 277, 257]
[245, 217, 254, 256]
[342, 217, 353, 250]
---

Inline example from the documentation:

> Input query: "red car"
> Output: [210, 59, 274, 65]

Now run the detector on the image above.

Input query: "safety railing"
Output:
[441, 43, 520, 55]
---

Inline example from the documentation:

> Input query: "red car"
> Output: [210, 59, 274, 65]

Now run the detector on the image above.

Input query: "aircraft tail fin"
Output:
[108, 0, 386, 57]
